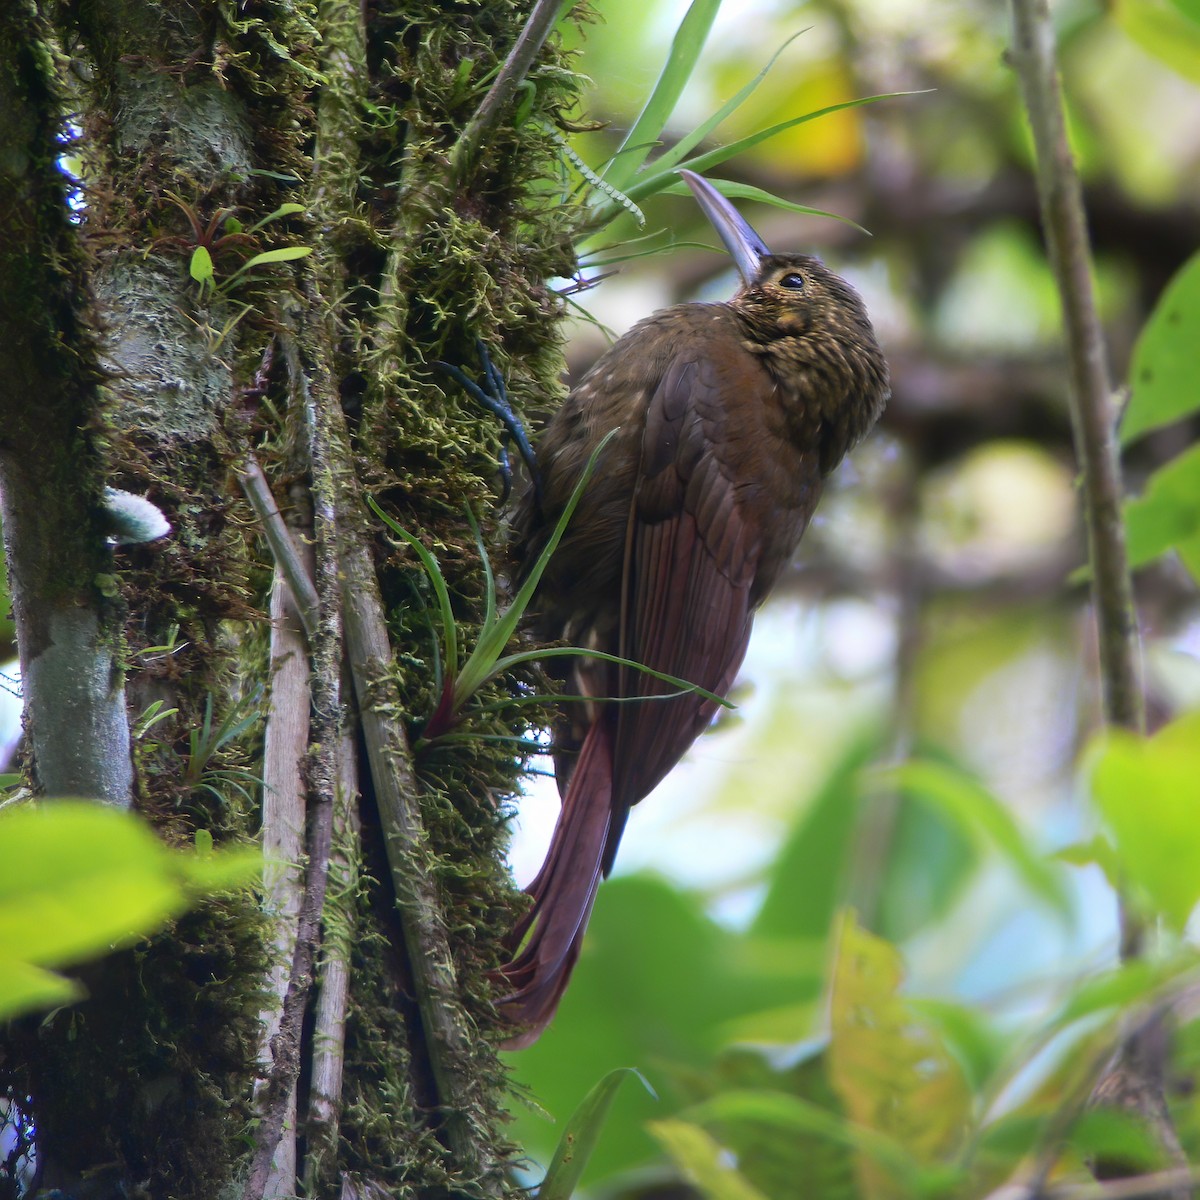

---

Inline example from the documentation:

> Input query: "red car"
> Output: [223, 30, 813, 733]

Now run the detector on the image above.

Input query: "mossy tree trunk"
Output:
[0, 1, 583, 1196]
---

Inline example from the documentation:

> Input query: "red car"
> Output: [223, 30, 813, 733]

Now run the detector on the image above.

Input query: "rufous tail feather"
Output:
[496, 720, 616, 1047]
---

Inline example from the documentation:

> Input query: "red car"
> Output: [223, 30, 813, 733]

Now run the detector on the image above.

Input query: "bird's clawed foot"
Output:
[435, 339, 540, 506]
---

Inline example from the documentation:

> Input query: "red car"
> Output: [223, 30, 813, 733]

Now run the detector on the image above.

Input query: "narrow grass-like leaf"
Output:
[369, 495, 460, 683]
[582, 235, 721, 269]
[656, 178, 871, 234]
[462, 687, 723, 724]
[452, 429, 619, 706]
[244, 202, 306, 234]
[400, 571, 445, 697]
[586, 140, 666, 188]
[579, 229, 674, 264]
[466, 506, 497, 632]
[487, 645, 733, 708]
[649, 30, 809, 180]
[667, 91, 921, 180]
[538, 1067, 654, 1200]
[604, 0, 722, 193]
[591, 92, 919, 229]
[429, 733, 551, 751]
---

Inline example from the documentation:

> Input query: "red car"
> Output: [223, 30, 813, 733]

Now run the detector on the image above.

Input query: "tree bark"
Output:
[0, 1, 585, 1195]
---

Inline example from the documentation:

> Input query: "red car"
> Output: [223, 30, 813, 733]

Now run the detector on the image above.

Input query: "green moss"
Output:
[11, 0, 597, 1192]
[317, 3, 592, 1188]
[1, 894, 269, 1200]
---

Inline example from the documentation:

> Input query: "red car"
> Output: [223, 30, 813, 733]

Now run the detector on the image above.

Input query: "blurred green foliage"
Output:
[504, 0, 1200, 1194]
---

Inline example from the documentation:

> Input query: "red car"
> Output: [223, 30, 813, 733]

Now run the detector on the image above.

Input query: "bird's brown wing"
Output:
[499, 345, 767, 1032]
[603, 347, 769, 863]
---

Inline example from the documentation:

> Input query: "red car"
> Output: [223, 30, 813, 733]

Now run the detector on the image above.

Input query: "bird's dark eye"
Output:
[779, 272, 805, 290]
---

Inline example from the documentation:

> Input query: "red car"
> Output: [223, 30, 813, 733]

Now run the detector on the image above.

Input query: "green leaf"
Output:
[466, 507, 497, 634]
[238, 246, 313, 269]
[245, 202, 306, 233]
[1124, 442, 1200, 583]
[1114, 0, 1200, 84]
[1123, 250, 1200, 442]
[648, 1118, 769, 1200]
[908, 999, 1007, 1095]
[604, 0, 723, 193]
[877, 758, 1072, 921]
[486, 644, 733, 710]
[1055, 834, 1122, 891]
[975, 1112, 1044, 1162]
[670, 91, 918, 181]
[0, 957, 82, 1018]
[675, 1088, 921, 1189]
[453, 429, 618, 705]
[538, 1068, 654, 1199]
[182, 844, 263, 890]
[752, 732, 876, 940]
[189, 245, 214, 284]
[506, 876, 823, 1185]
[680, 1046, 860, 1199]
[0, 804, 192, 964]
[1051, 957, 1193, 1029]
[1090, 711, 1200, 929]
[1069, 1107, 1166, 1172]
[647, 31, 809, 181]
[0, 801, 259, 1020]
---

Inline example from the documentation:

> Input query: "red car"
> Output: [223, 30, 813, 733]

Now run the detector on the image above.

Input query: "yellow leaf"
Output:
[828, 911, 971, 1199]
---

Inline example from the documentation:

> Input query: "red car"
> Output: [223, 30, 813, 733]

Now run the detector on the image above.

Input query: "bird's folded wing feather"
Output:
[608, 349, 764, 825]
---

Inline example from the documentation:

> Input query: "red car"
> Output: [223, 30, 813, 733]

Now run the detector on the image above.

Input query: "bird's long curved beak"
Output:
[679, 169, 772, 287]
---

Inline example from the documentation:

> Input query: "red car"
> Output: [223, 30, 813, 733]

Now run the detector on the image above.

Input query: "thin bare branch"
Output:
[1006, 0, 1144, 738]
[987, 1164, 1200, 1200]
[306, 687, 360, 1188]
[242, 347, 342, 1200]
[1007, 6, 1174, 1189]
[253, 475, 316, 1196]
[241, 456, 320, 644]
